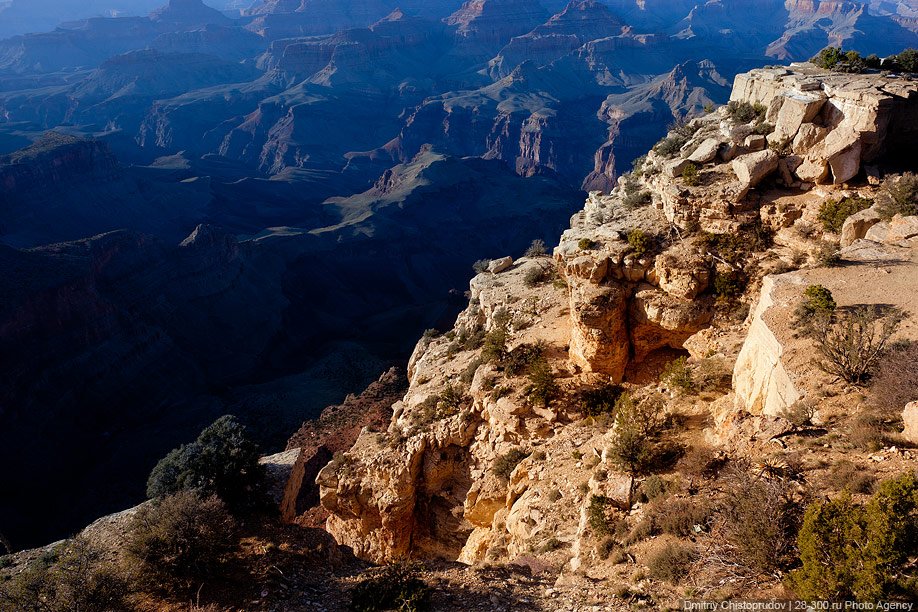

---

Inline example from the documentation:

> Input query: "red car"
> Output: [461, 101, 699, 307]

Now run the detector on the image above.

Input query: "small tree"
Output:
[526, 356, 558, 407]
[681, 163, 700, 186]
[608, 394, 666, 475]
[791, 473, 918, 600]
[811, 305, 905, 385]
[147, 415, 264, 509]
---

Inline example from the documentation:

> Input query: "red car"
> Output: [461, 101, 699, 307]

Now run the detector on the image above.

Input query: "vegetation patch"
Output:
[818, 196, 872, 233]
[493, 448, 530, 482]
[146, 415, 264, 510]
[790, 473, 918, 601]
[350, 563, 431, 612]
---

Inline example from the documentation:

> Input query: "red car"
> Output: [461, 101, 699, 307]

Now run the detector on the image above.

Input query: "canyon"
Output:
[1, 0, 917, 573]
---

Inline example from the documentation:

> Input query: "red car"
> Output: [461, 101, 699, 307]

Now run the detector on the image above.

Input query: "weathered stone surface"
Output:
[733, 276, 802, 416]
[732, 149, 779, 188]
[651, 244, 712, 300]
[841, 207, 883, 247]
[729, 124, 754, 145]
[792, 123, 827, 154]
[744, 134, 767, 151]
[795, 156, 829, 183]
[664, 157, 693, 178]
[827, 138, 862, 184]
[688, 138, 720, 164]
[904, 402, 918, 445]
[488, 256, 513, 273]
[568, 279, 630, 380]
[629, 285, 715, 362]
[259, 448, 307, 523]
[885, 215, 918, 244]
[772, 91, 826, 143]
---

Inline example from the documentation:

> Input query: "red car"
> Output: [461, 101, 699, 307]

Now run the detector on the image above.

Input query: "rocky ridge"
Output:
[314, 64, 918, 605]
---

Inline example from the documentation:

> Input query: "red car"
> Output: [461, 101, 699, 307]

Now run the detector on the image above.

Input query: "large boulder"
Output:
[688, 138, 720, 164]
[904, 402, 918, 445]
[792, 123, 827, 154]
[771, 91, 826, 144]
[488, 256, 513, 274]
[567, 279, 631, 381]
[259, 449, 308, 523]
[629, 285, 714, 363]
[732, 149, 779, 188]
[841, 207, 883, 247]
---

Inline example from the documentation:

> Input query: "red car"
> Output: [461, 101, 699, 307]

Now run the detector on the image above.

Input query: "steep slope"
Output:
[315, 64, 918, 607]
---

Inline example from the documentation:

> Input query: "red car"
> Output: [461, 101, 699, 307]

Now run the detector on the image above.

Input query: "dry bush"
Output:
[713, 469, 802, 577]
[827, 460, 876, 494]
[869, 341, 918, 414]
[0, 537, 129, 612]
[677, 444, 727, 480]
[848, 411, 889, 452]
[646, 498, 710, 537]
[125, 491, 237, 594]
[811, 305, 905, 385]
[646, 540, 698, 583]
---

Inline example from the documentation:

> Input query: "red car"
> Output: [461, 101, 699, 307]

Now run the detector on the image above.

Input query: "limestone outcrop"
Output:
[316, 64, 918, 583]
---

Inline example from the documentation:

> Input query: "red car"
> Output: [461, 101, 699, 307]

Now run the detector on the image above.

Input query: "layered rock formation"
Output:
[316, 65, 918, 573]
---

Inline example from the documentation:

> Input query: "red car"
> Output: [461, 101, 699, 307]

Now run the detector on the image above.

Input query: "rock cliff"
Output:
[316, 65, 918, 589]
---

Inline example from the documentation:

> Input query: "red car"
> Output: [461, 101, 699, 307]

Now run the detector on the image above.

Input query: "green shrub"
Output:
[647, 541, 698, 583]
[726, 101, 766, 124]
[501, 342, 545, 377]
[579, 383, 623, 417]
[818, 196, 872, 233]
[578, 237, 594, 250]
[890, 48, 918, 73]
[146, 415, 264, 509]
[796, 285, 837, 326]
[607, 394, 666, 475]
[626, 229, 652, 257]
[712, 269, 747, 303]
[493, 448, 530, 482]
[472, 259, 492, 274]
[588, 495, 614, 536]
[790, 473, 918, 600]
[812, 47, 866, 72]
[350, 563, 430, 612]
[638, 475, 669, 503]
[681, 163, 700, 186]
[481, 309, 511, 363]
[525, 356, 558, 407]
[876, 172, 918, 219]
[126, 491, 236, 593]
[654, 134, 689, 157]
[623, 190, 652, 209]
[662, 356, 694, 394]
